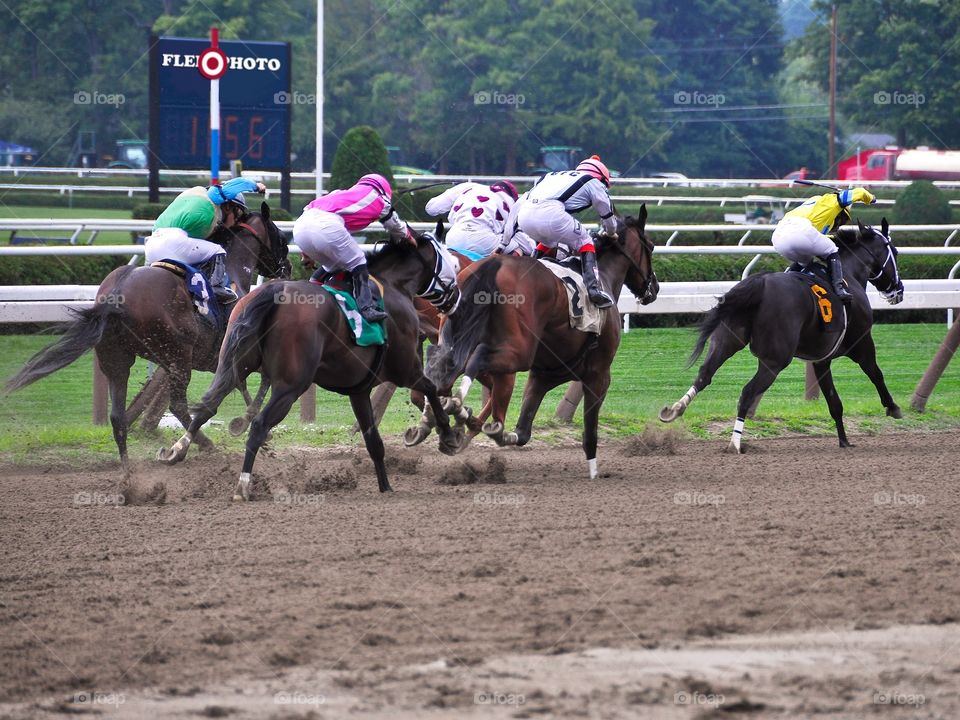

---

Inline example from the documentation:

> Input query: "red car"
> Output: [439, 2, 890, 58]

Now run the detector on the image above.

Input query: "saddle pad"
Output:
[321, 283, 387, 347]
[151, 259, 220, 322]
[538, 259, 604, 335]
[788, 274, 849, 362]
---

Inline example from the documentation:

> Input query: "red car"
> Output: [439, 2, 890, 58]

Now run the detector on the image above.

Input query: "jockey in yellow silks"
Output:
[772, 187, 876, 303]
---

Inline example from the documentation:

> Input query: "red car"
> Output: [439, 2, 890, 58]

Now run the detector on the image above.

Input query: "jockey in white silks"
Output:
[506, 155, 619, 308]
[425, 180, 525, 260]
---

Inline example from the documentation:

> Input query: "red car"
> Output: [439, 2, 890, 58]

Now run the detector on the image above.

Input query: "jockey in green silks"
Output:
[148, 177, 266, 303]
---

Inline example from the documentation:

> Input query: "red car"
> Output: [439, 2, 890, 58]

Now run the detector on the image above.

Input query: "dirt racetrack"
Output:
[2, 429, 959, 719]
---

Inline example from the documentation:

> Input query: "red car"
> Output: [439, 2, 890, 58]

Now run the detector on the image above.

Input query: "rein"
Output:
[602, 225, 655, 296]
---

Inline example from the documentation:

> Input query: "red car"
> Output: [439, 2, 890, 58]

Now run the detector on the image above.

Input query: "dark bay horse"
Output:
[659, 219, 904, 452]
[6, 203, 290, 471]
[157, 231, 462, 499]
[426, 206, 658, 479]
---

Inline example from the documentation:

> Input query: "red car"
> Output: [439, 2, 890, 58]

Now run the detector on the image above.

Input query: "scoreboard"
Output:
[149, 36, 291, 172]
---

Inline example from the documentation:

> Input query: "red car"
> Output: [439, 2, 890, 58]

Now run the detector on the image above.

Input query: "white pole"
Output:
[315, 0, 324, 196]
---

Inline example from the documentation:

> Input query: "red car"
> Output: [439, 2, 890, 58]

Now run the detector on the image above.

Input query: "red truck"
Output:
[837, 146, 960, 182]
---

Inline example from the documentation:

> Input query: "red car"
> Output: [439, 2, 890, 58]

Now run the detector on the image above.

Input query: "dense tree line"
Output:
[0, 0, 955, 177]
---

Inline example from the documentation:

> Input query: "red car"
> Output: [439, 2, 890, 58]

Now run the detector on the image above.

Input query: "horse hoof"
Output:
[724, 442, 743, 455]
[228, 416, 249, 436]
[482, 420, 503, 437]
[156, 445, 184, 464]
[442, 396, 461, 413]
[403, 424, 432, 447]
[503, 431, 519, 446]
[658, 405, 681, 423]
[839, 440, 853, 448]
[232, 493, 247, 502]
[887, 406, 903, 419]
[439, 427, 464, 456]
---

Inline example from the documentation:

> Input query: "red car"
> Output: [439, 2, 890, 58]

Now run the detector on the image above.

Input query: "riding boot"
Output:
[533, 243, 557, 260]
[352, 264, 388, 323]
[826, 254, 853, 304]
[580, 250, 614, 308]
[208, 255, 238, 304]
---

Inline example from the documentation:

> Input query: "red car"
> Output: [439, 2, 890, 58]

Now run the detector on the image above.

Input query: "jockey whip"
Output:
[794, 178, 844, 193]
[395, 181, 459, 196]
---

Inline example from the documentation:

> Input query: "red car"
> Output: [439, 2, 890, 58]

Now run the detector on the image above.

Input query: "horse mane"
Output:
[834, 226, 861, 244]
[366, 233, 430, 272]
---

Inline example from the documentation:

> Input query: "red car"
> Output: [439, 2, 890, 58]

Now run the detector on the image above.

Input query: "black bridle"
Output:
[598, 221, 657, 299]
[227, 212, 289, 279]
[839, 226, 903, 304]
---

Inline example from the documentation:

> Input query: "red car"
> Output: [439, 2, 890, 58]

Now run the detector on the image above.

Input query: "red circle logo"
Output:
[198, 48, 228, 80]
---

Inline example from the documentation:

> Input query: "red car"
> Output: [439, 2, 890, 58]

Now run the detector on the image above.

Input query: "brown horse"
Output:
[6, 203, 290, 471]
[425, 206, 658, 478]
[157, 230, 462, 499]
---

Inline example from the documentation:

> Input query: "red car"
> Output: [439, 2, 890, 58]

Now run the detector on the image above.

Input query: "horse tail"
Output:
[426, 257, 502, 389]
[195, 287, 277, 413]
[5, 269, 134, 393]
[688, 273, 767, 368]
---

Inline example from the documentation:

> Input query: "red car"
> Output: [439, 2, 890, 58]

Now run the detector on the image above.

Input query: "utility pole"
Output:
[828, 3, 838, 174]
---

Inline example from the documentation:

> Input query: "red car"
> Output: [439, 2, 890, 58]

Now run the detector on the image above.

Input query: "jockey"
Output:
[293, 173, 414, 323]
[515, 155, 618, 308]
[150, 176, 267, 304]
[425, 179, 519, 260]
[772, 187, 876, 303]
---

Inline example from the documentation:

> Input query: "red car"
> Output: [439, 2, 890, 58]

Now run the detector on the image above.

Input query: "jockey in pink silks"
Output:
[293, 173, 414, 322]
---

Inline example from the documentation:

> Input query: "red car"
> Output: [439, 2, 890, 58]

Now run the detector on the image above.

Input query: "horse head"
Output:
[368, 227, 461, 314]
[837, 218, 903, 305]
[605, 204, 658, 305]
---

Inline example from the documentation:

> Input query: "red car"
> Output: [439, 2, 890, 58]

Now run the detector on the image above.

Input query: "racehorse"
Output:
[5, 203, 290, 471]
[659, 219, 904, 452]
[426, 206, 658, 479]
[157, 230, 462, 499]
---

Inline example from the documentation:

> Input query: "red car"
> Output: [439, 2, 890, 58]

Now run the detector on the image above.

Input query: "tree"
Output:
[329, 125, 393, 191]
[797, 1, 960, 149]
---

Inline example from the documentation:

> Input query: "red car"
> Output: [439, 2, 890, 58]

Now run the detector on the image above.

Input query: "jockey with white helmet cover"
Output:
[293, 173, 414, 322]
[146, 176, 266, 303]
[514, 154, 618, 308]
[425, 179, 520, 259]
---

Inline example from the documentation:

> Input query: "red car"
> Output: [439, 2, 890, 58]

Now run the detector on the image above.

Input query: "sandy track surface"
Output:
[1, 431, 958, 718]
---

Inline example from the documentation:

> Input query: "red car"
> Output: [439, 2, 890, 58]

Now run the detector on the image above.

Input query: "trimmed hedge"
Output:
[895, 181, 952, 224]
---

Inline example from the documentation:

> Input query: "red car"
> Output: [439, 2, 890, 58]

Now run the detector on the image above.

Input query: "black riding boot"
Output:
[208, 255, 238, 304]
[352, 264, 387, 323]
[826, 254, 852, 303]
[580, 250, 614, 308]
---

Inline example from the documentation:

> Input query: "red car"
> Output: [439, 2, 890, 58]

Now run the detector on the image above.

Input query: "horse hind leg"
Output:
[661, 327, 747, 423]
[228, 377, 271, 436]
[481, 373, 517, 446]
[727, 357, 790, 454]
[235, 382, 308, 501]
[100, 349, 135, 476]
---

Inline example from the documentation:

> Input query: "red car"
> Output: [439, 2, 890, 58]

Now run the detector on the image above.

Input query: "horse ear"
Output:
[881, 217, 889, 236]
[435, 219, 445, 242]
[857, 218, 866, 238]
[638, 203, 647, 230]
[261, 201, 270, 222]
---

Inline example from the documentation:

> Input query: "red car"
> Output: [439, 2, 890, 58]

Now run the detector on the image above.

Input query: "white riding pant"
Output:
[772, 216, 840, 264]
[445, 222, 498, 258]
[293, 208, 366, 272]
[499, 230, 536, 257]
[517, 199, 592, 252]
[144, 227, 225, 265]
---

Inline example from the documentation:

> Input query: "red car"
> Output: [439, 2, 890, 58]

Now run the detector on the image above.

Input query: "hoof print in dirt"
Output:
[437, 454, 507, 486]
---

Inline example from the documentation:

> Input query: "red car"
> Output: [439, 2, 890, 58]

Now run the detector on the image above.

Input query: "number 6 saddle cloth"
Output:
[786, 264, 849, 362]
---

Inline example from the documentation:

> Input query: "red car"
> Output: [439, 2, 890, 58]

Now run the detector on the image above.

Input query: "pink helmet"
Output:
[576, 155, 611, 186]
[358, 173, 392, 199]
[490, 179, 518, 202]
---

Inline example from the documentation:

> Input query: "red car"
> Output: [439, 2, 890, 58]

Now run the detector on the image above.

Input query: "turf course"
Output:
[0, 324, 957, 465]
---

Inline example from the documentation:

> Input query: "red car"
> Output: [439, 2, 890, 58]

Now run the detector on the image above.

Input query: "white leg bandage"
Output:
[458, 376, 473, 401]
[588, 458, 598, 479]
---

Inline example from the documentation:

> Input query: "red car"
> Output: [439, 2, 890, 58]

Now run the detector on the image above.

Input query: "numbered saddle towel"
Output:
[151, 259, 224, 327]
[319, 276, 387, 347]
[538, 258, 605, 334]
[786, 265, 849, 361]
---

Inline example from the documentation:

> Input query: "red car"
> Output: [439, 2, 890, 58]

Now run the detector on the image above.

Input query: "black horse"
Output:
[660, 219, 904, 452]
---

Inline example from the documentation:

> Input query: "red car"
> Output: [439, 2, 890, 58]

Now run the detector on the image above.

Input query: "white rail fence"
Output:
[2, 221, 959, 324]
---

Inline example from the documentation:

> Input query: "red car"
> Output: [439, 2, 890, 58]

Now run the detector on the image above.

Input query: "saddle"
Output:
[537, 257, 604, 334]
[151, 259, 225, 328]
[785, 265, 848, 360]
[309, 271, 387, 348]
